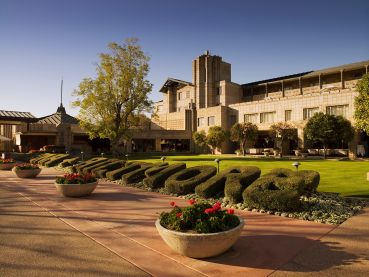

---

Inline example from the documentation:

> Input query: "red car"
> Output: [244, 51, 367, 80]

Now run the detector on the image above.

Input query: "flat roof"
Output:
[159, 78, 192, 92]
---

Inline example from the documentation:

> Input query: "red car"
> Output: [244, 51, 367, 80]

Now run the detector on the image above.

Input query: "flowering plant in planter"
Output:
[0, 158, 15, 164]
[159, 200, 240, 234]
[56, 173, 97, 184]
[13, 163, 40, 170]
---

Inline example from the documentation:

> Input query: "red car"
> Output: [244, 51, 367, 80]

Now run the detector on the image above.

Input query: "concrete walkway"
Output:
[0, 168, 368, 276]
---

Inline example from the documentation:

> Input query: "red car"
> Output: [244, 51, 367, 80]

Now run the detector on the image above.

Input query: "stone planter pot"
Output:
[155, 216, 244, 258]
[0, 163, 16, 170]
[12, 168, 41, 178]
[55, 181, 98, 197]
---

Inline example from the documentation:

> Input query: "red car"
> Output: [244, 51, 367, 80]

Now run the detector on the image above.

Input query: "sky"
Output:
[0, 0, 368, 117]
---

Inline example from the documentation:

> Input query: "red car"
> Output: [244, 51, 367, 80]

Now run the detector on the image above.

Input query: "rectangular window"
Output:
[326, 105, 349, 117]
[244, 113, 258, 124]
[303, 107, 319, 120]
[186, 91, 190, 99]
[197, 117, 204, 127]
[285, 110, 292, 121]
[208, 116, 215, 126]
[178, 92, 182, 100]
[260, 112, 275, 124]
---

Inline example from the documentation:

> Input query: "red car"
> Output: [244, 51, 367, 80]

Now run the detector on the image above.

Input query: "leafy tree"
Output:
[230, 122, 258, 156]
[354, 73, 369, 134]
[206, 126, 227, 154]
[73, 38, 153, 155]
[193, 130, 208, 153]
[269, 122, 297, 156]
[304, 112, 354, 158]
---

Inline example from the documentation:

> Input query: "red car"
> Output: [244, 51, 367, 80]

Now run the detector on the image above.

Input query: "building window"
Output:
[197, 117, 205, 127]
[260, 112, 275, 124]
[285, 110, 292, 121]
[303, 107, 319, 120]
[186, 91, 190, 99]
[244, 113, 258, 124]
[326, 105, 348, 117]
[208, 116, 215, 126]
[216, 87, 222, 96]
[178, 92, 182, 100]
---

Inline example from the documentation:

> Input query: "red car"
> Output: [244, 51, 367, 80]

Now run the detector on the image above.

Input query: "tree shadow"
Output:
[203, 235, 362, 272]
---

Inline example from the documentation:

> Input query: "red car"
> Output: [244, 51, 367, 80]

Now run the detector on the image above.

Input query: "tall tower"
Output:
[192, 51, 231, 109]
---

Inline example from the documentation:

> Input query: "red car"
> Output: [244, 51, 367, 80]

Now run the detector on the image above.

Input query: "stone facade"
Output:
[152, 51, 369, 157]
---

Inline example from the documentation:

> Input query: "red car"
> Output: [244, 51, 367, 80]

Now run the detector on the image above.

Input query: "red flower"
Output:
[204, 208, 215, 214]
[176, 212, 182, 218]
[227, 209, 234, 215]
[170, 201, 176, 207]
[188, 199, 196, 205]
[212, 202, 221, 211]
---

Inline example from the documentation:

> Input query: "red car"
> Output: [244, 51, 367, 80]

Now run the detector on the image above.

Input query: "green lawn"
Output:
[129, 154, 369, 197]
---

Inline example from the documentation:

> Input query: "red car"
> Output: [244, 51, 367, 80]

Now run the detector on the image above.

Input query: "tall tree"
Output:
[269, 122, 297, 156]
[354, 73, 369, 134]
[230, 122, 258, 156]
[73, 38, 153, 155]
[304, 112, 354, 158]
[206, 126, 227, 154]
[193, 130, 208, 153]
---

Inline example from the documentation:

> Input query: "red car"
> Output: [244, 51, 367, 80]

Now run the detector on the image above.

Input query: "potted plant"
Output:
[55, 173, 98, 197]
[12, 163, 41, 178]
[0, 158, 16, 170]
[156, 200, 244, 258]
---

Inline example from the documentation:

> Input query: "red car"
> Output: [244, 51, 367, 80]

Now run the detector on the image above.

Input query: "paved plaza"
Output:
[1, 168, 368, 276]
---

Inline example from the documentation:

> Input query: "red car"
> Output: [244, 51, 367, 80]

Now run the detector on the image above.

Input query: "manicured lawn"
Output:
[129, 154, 369, 197]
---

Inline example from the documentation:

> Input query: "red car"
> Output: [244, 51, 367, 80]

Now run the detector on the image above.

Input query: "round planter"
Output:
[12, 168, 41, 178]
[155, 216, 244, 258]
[0, 163, 16, 170]
[55, 181, 98, 197]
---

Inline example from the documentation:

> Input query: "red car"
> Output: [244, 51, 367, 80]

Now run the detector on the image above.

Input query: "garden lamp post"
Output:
[214, 158, 220, 174]
[292, 161, 301, 172]
[161, 156, 166, 163]
[81, 151, 84, 161]
[101, 152, 104, 157]
[125, 154, 129, 162]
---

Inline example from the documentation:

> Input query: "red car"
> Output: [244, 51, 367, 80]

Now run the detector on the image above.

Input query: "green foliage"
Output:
[144, 162, 168, 177]
[44, 154, 70, 167]
[121, 164, 153, 185]
[230, 122, 258, 156]
[143, 163, 186, 189]
[159, 201, 240, 233]
[72, 38, 153, 155]
[91, 160, 125, 177]
[80, 160, 111, 174]
[76, 158, 108, 173]
[243, 177, 302, 211]
[354, 73, 369, 134]
[60, 157, 80, 168]
[224, 166, 261, 203]
[106, 162, 143, 181]
[296, 170, 320, 194]
[304, 112, 354, 158]
[269, 122, 297, 156]
[193, 130, 208, 153]
[206, 126, 228, 154]
[165, 166, 217, 195]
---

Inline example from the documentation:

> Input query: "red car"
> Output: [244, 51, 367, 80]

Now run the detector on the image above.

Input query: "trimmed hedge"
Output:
[263, 168, 295, 178]
[296, 170, 320, 194]
[121, 165, 154, 185]
[262, 168, 307, 194]
[44, 154, 70, 167]
[143, 163, 186, 189]
[59, 157, 80, 168]
[91, 160, 125, 177]
[242, 176, 303, 211]
[75, 158, 108, 172]
[195, 166, 260, 198]
[30, 153, 53, 164]
[82, 160, 114, 174]
[165, 166, 217, 195]
[106, 163, 142, 181]
[224, 166, 261, 203]
[144, 162, 169, 177]
[36, 154, 59, 165]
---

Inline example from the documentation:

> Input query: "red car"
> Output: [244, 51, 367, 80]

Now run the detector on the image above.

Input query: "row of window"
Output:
[178, 91, 191, 100]
[244, 105, 349, 124]
[198, 116, 215, 127]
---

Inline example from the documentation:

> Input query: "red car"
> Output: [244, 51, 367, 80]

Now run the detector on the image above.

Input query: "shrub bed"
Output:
[296, 170, 320, 194]
[242, 176, 303, 211]
[91, 160, 125, 178]
[44, 154, 70, 167]
[106, 163, 142, 181]
[121, 165, 154, 185]
[143, 163, 186, 189]
[59, 157, 80, 168]
[37, 154, 59, 165]
[30, 153, 53, 164]
[82, 159, 117, 174]
[224, 166, 261, 203]
[165, 166, 217, 195]
[144, 162, 169, 177]
[75, 158, 108, 173]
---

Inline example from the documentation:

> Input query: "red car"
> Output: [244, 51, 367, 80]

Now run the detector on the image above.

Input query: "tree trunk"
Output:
[242, 140, 246, 156]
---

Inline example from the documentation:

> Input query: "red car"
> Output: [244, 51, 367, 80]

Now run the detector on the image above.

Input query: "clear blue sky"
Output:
[1, 0, 368, 117]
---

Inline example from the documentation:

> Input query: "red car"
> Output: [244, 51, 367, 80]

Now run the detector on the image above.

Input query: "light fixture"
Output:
[292, 161, 301, 171]
[161, 156, 166, 163]
[214, 158, 220, 174]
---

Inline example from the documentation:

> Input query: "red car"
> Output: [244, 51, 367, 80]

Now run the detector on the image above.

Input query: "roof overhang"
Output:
[159, 78, 192, 93]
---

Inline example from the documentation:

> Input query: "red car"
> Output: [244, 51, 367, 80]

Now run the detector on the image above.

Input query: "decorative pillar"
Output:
[319, 74, 322, 90]
[299, 77, 302, 94]
[341, 69, 345, 89]
[281, 81, 284, 97]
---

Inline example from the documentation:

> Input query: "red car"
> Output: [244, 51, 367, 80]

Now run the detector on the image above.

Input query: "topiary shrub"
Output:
[263, 168, 295, 178]
[30, 153, 53, 164]
[37, 154, 59, 165]
[144, 162, 169, 177]
[262, 168, 306, 194]
[81, 160, 112, 174]
[91, 160, 125, 177]
[224, 166, 261, 203]
[106, 163, 142, 181]
[295, 170, 320, 194]
[143, 163, 186, 189]
[44, 154, 70, 167]
[165, 166, 217, 195]
[195, 166, 256, 198]
[76, 158, 108, 173]
[242, 177, 303, 211]
[59, 157, 80, 168]
[121, 165, 154, 185]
